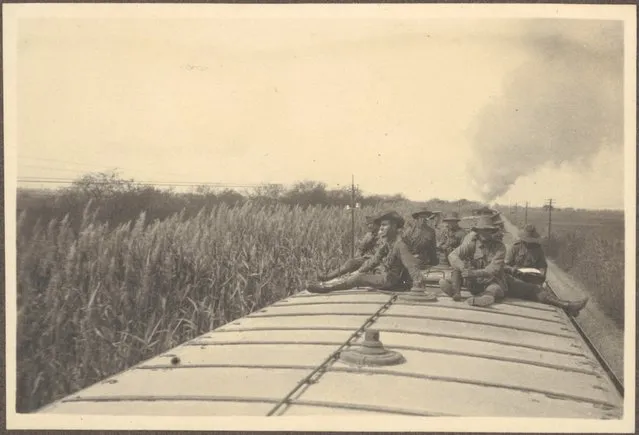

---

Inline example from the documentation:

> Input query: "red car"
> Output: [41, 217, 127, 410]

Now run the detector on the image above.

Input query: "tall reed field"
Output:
[17, 199, 426, 412]
[509, 208, 625, 328]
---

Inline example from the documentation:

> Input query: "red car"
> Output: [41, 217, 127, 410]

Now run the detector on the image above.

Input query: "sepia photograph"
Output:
[3, 2, 636, 432]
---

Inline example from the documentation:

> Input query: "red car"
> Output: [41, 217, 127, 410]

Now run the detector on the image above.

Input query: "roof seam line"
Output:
[265, 293, 398, 417]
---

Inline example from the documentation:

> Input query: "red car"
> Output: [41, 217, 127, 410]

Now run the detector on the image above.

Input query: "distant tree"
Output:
[217, 189, 245, 205]
[250, 183, 285, 200]
[193, 185, 215, 195]
[69, 170, 136, 200]
[326, 186, 364, 207]
[284, 180, 329, 206]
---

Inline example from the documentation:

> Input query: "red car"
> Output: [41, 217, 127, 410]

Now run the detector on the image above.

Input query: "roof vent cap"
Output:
[339, 329, 405, 366]
[400, 288, 438, 302]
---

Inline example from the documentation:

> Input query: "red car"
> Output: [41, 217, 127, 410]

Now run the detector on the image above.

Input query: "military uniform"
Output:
[307, 211, 435, 296]
[504, 224, 548, 286]
[440, 217, 589, 315]
[448, 231, 508, 299]
[403, 208, 439, 269]
[436, 212, 467, 265]
[318, 228, 378, 282]
[355, 236, 427, 289]
[356, 231, 378, 258]
[505, 241, 548, 272]
[403, 224, 439, 269]
[505, 225, 548, 273]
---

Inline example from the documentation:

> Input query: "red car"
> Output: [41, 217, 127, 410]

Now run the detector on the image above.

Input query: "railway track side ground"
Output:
[501, 217, 624, 387]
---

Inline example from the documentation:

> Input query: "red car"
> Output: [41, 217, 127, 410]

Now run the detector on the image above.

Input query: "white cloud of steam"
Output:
[466, 19, 624, 201]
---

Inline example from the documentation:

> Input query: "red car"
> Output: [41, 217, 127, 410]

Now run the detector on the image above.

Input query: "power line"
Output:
[18, 156, 212, 180]
[20, 175, 260, 184]
[17, 178, 266, 188]
[18, 156, 120, 170]
[19, 164, 102, 174]
[16, 173, 352, 191]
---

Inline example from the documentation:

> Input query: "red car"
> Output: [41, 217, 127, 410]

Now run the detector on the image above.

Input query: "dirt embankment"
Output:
[501, 217, 624, 385]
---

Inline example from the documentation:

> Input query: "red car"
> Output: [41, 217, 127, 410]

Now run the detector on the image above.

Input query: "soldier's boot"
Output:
[306, 282, 333, 293]
[307, 275, 358, 293]
[318, 268, 344, 282]
[538, 290, 589, 317]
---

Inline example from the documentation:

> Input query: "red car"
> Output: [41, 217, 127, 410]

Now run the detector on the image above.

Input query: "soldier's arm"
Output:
[401, 231, 417, 255]
[357, 244, 384, 273]
[472, 245, 506, 278]
[397, 240, 425, 288]
[356, 233, 374, 257]
[448, 240, 472, 270]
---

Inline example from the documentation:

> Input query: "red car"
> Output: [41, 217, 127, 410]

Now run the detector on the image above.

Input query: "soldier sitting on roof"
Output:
[306, 211, 436, 298]
[491, 212, 506, 242]
[459, 210, 504, 245]
[318, 216, 380, 282]
[429, 211, 444, 231]
[505, 224, 548, 283]
[436, 212, 467, 265]
[439, 216, 588, 316]
[402, 208, 439, 270]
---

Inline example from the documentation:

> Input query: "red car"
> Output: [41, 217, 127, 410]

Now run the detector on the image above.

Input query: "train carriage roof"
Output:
[39, 280, 623, 418]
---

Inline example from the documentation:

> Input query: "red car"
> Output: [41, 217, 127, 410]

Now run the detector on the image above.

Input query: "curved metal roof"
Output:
[39, 282, 623, 418]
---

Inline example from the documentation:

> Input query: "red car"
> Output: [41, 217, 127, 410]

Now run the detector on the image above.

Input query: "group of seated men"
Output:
[306, 207, 588, 317]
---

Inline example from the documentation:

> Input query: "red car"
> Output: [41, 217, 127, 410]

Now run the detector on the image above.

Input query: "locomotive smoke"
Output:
[468, 20, 624, 201]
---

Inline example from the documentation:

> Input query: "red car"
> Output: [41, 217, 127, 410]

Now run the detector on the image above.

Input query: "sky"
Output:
[12, 11, 631, 210]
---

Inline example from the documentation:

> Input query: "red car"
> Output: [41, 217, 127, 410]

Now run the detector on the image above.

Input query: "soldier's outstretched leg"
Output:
[318, 257, 367, 282]
[307, 272, 388, 293]
[439, 269, 462, 301]
[537, 289, 589, 317]
[466, 283, 504, 307]
[505, 275, 589, 316]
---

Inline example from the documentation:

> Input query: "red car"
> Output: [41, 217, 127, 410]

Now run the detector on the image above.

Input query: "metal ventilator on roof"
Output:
[399, 288, 439, 302]
[339, 329, 406, 367]
[265, 295, 398, 416]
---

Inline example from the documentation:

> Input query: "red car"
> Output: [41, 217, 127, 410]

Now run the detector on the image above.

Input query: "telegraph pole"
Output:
[350, 175, 356, 258]
[345, 175, 361, 259]
[546, 198, 554, 239]
[525, 201, 528, 225]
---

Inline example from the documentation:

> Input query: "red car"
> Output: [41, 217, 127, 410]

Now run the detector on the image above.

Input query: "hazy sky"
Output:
[13, 12, 630, 209]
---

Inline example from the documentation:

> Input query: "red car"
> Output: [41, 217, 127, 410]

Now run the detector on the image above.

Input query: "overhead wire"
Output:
[18, 155, 231, 180]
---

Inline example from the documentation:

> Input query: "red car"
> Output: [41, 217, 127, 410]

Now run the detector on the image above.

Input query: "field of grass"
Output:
[506, 207, 625, 328]
[17, 185, 624, 413]
[16, 194, 478, 413]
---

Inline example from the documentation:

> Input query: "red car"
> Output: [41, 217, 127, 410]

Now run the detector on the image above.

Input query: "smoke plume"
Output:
[468, 20, 624, 201]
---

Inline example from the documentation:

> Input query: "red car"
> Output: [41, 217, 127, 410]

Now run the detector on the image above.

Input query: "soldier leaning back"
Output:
[318, 215, 380, 282]
[305, 211, 436, 298]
